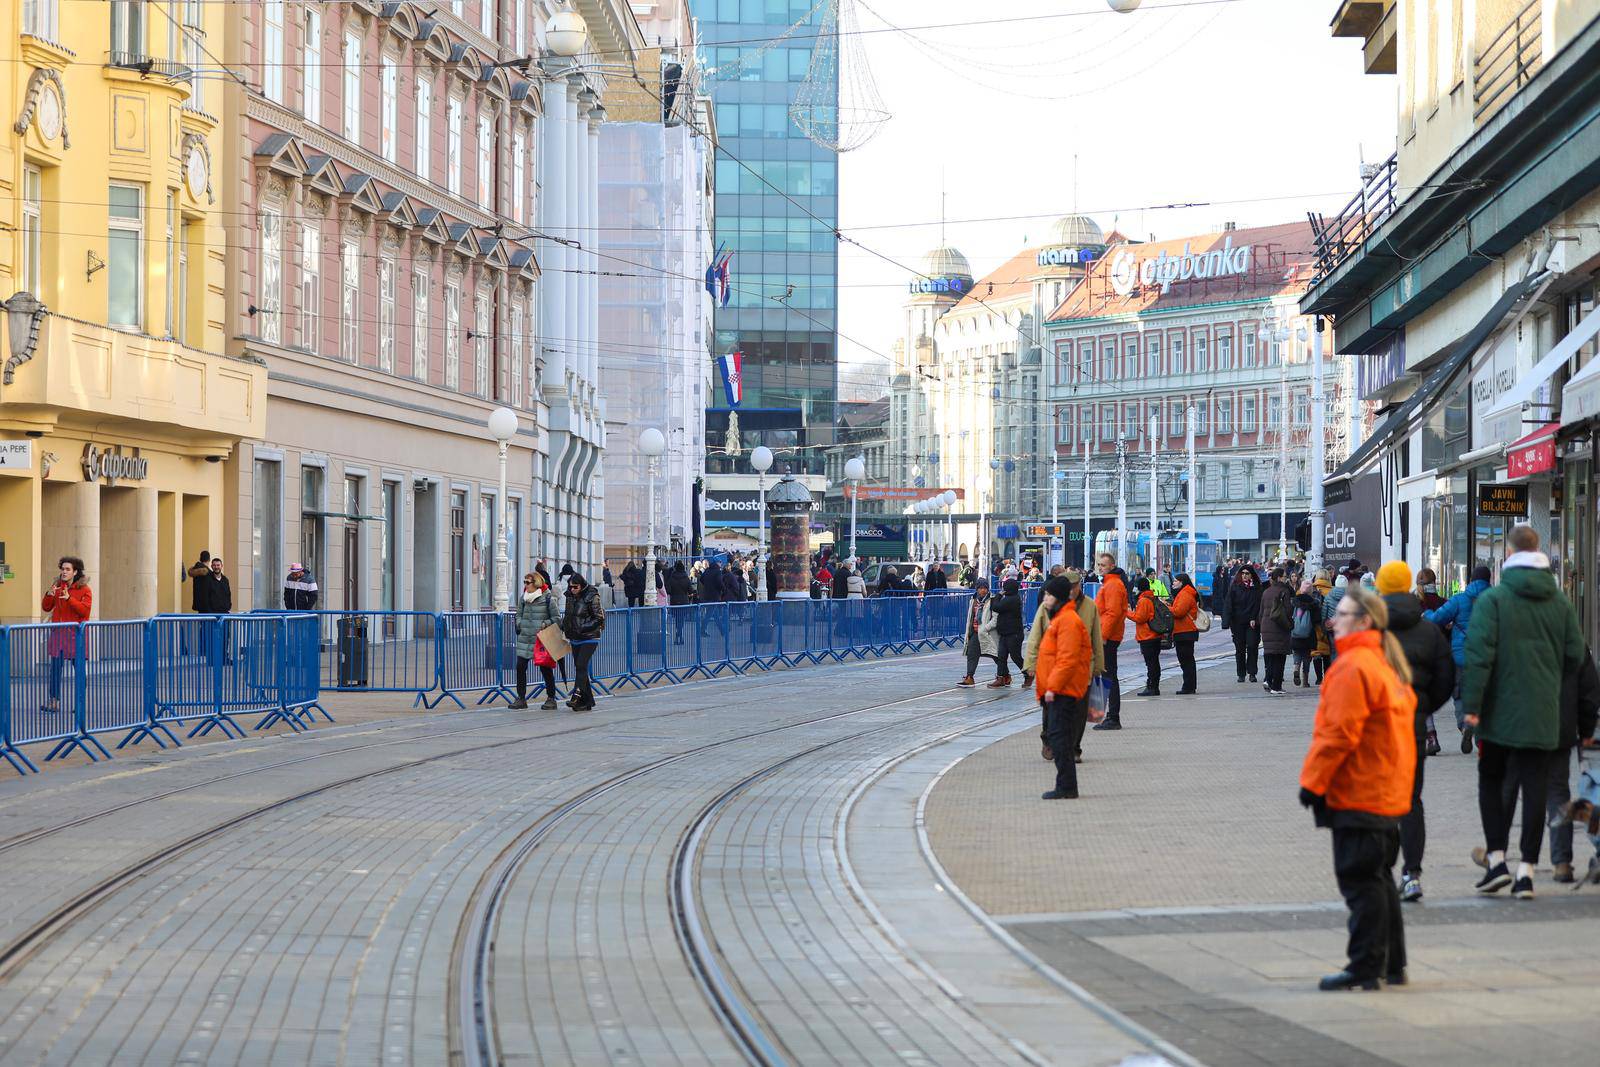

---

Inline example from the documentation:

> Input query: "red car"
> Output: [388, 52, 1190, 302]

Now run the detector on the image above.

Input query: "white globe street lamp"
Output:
[751, 445, 773, 600]
[639, 427, 666, 607]
[544, 3, 589, 58]
[1107, 0, 1143, 12]
[843, 455, 866, 563]
[487, 406, 519, 614]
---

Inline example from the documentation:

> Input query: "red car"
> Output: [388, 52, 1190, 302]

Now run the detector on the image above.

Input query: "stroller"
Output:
[1562, 751, 1600, 886]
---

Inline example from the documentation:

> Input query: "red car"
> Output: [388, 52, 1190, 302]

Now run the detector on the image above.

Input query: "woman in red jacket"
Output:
[1298, 585, 1417, 991]
[40, 556, 92, 713]
[1170, 573, 1200, 695]
[1127, 577, 1163, 696]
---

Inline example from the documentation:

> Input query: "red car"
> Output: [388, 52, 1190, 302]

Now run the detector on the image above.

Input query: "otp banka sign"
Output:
[1109, 236, 1254, 296]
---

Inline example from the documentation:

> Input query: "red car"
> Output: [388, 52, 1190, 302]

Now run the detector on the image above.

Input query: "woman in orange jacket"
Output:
[1169, 574, 1200, 695]
[1298, 585, 1418, 992]
[40, 556, 93, 714]
[1127, 577, 1163, 696]
[1035, 576, 1093, 800]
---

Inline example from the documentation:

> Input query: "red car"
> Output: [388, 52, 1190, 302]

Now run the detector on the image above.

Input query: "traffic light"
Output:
[1294, 519, 1312, 551]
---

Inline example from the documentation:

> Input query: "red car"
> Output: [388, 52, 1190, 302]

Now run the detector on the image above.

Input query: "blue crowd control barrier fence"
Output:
[0, 593, 974, 776]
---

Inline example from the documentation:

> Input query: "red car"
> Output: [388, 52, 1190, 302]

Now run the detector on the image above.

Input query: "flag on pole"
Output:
[718, 349, 743, 407]
[705, 243, 733, 307]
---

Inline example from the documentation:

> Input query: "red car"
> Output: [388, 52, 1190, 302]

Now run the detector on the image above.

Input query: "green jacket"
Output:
[513, 590, 561, 659]
[1461, 562, 1586, 750]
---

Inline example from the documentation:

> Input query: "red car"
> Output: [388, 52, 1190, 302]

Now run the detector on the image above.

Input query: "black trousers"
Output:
[571, 643, 598, 707]
[515, 656, 557, 701]
[1102, 640, 1121, 721]
[1332, 825, 1405, 979]
[1231, 624, 1259, 679]
[1173, 634, 1197, 692]
[965, 639, 997, 679]
[627, 594, 643, 607]
[1263, 652, 1287, 691]
[1478, 741, 1552, 863]
[1043, 695, 1087, 795]
[1138, 639, 1161, 692]
[1399, 729, 1426, 875]
[997, 632, 1025, 677]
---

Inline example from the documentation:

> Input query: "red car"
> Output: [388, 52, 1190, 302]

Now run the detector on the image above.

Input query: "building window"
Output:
[259, 206, 283, 343]
[300, 223, 320, 350]
[1193, 332, 1208, 372]
[445, 282, 461, 389]
[1077, 341, 1092, 385]
[1145, 336, 1160, 376]
[516, 0, 527, 52]
[447, 98, 463, 195]
[1217, 396, 1233, 434]
[264, 1, 286, 103]
[378, 256, 395, 372]
[1100, 404, 1115, 442]
[1171, 334, 1186, 375]
[252, 457, 282, 610]
[1170, 400, 1185, 438]
[381, 480, 400, 611]
[1100, 341, 1114, 381]
[110, 0, 144, 59]
[21, 166, 42, 298]
[1217, 330, 1233, 370]
[380, 56, 398, 162]
[1268, 392, 1282, 432]
[1122, 339, 1137, 377]
[412, 268, 430, 380]
[511, 303, 524, 405]
[1196, 399, 1209, 436]
[23, 0, 59, 41]
[342, 32, 361, 142]
[473, 293, 489, 396]
[476, 114, 493, 208]
[301, 465, 325, 581]
[480, 0, 493, 35]
[415, 77, 432, 182]
[302, 6, 322, 121]
[108, 182, 143, 329]
[166, 191, 179, 338]
[341, 239, 360, 362]
[1242, 330, 1256, 367]
[1296, 390, 1311, 425]
[1242, 394, 1258, 433]
[1123, 403, 1138, 441]
[1270, 337, 1282, 366]
[511, 130, 527, 223]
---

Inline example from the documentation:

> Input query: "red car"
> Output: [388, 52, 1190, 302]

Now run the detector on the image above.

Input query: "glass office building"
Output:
[692, 0, 839, 468]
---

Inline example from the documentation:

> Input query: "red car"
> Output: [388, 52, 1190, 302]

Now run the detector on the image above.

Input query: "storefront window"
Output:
[253, 458, 282, 609]
[478, 492, 494, 609]
[301, 466, 324, 584]
[381, 480, 399, 611]
[108, 183, 143, 329]
[1421, 377, 1469, 472]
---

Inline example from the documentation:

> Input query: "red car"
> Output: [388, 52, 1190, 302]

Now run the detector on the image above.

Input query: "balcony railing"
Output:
[1306, 152, 1398, 291]
[1474, 0, 1542, 123]
[106, 52, 194, 84]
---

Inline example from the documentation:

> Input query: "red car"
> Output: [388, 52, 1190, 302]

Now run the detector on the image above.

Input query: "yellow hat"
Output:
[1375, 560, 1413, 596]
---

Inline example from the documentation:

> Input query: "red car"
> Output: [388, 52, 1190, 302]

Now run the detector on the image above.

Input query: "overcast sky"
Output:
[831, 0, 1400, 399]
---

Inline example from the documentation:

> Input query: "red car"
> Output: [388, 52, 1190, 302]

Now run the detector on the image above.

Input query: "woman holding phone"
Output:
[40, 556, 92, 713]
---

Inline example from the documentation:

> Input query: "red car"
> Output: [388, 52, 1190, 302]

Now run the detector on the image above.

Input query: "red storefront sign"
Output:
[1506, 422, 1558, 479]
[843, 485, 965, 502]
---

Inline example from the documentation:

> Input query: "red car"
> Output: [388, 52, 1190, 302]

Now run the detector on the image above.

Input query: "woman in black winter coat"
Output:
[989, 578, 1027, 685]
[1290, 581, 1325, 688]
[1227, 566, 1262, 683]
[1380, 582, 1454, 903]
[1257, 570, 1294, 694]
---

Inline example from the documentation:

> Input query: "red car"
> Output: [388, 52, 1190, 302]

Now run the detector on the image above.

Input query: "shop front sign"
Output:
[81, 443, 149, 486]
[1109, 236, 1254, 296]
[1506, 423, 1558, 479]
[1477, 482, 1529, 518]
[908, 276, 971, 295]
[0, 441, 34, 471]
[1036, 245, 1103, 268]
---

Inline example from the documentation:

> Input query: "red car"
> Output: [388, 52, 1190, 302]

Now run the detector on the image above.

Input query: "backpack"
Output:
[1148, 596, 1174, 636]
[1292, 605, 1313, 640]
[1270, 588, 1292, 630]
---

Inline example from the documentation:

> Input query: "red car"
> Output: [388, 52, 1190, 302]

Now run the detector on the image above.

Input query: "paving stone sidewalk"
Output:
[924, 649, 1600, 1066]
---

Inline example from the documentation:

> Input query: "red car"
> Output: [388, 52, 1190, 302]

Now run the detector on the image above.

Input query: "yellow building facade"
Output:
[0, 1, 265, 621]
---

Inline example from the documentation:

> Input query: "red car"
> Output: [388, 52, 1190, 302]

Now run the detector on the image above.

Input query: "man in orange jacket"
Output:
[1094, 553, 1128, 730]
[1036, 576, 1093, 800]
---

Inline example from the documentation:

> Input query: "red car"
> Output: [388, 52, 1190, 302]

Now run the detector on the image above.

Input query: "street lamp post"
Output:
[1148, 415, 1159, 578]
[1224, 517, 1233, 560]
[1186, 403, 1196, 580]
[844, 455, 866, 564]
[750, 445, 773, 600]
[1307, 319, 1327, 573]
[1115, 436, 1128, 572]
[943, 489, 957, 561]
[639, 427, 666, 607]
[487, 407, 519, 614]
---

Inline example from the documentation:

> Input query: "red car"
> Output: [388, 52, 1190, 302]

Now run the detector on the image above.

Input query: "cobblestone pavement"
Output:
[925, 636, 1600, 1066]
[0, 647, 1180, 1066]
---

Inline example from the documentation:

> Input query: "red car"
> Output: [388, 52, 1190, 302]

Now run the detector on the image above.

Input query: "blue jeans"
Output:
[1452, 674, 1466, 731]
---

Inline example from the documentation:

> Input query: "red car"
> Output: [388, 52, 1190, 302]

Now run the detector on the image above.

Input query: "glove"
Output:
[1298, 787, 1324, 809]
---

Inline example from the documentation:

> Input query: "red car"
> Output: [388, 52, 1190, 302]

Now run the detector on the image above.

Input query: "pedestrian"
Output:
[1551, 644, 1600, 883]
[924, 562, 949, 591]
[1416, 567, 1446, 613]
[1128, 576, 1163, 696]
[847, 564, 867, 598]
[1290, 580, 1321, 688]
[957, 579, 999, 687]
[1145, 568, 1170, 598]
[831, 561, 850, 599]
[1212, 558, 1231, 615]
[186, 550, 211, 612]
[1259, 567, 1293, 695]
[1035, 575, 1093, 800]
[1311, 569, 1334, 681]
[988, 578, 1027, 687]
[1093, 553, 1128, 731]
[621, 560, 645, 607]
[1462, 525, 1587, 898]
[1025, 569, 1101, 760]
[39, 556, 92, 714]
[876, 566, 903, 598]
[509, 571, 562, 710]
[665, 561, 693, 645]
[1228, 564, 1262, 683]
[1375, 560, 1455, 903]
[560, 572, 606, 712]
[1298, 585, 1417, 991]
[1424, 564, 1492, 752]
[282, 563, 320, 611]
[1169, 573, 1200, 695]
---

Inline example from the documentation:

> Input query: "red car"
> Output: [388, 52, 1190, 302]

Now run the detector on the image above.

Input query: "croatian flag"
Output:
[718, 349, 743, 407]
[705, 244, 733, 307]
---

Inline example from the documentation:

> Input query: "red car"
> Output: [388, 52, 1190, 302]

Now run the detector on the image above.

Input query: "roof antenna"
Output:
[939, 168, 947, 248]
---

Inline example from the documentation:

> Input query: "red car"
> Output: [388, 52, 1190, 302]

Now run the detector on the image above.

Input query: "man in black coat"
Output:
[664, 561, 694, 645]
[620, 561, 646, 607]
[1212, 561, 1230, 616]
[194, 557, 233, 614]
[988, 578, 1026, 686]
[1226, 565, 1262, 683]
[1378, 559, 1455, 903]
[925, 564, 949, 591]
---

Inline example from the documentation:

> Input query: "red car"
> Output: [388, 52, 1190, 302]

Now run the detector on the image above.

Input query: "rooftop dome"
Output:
[919, 245, 972, 279]
[1047, 215, 1104, 247]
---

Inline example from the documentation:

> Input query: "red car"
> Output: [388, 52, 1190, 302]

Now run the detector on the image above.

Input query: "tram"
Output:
[1092, 530, 1222, 597]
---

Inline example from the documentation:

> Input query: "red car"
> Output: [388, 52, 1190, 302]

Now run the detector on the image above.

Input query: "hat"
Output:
[1043, 576, 1074, 601]
[1063, 567, 1084, 585]
[1375, 560, 1412, 595]
[974, 577, 989, 589]
[1002, 578, 1020, 595]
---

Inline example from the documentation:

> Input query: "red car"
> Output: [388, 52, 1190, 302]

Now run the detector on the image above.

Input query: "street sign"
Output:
[1477, 482, 1529, 518]
[1023, 523, 1063, 538]
[0, 441, 34, 471]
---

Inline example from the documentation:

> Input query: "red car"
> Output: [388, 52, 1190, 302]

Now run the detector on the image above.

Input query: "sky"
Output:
[831, 0, 1400, 400]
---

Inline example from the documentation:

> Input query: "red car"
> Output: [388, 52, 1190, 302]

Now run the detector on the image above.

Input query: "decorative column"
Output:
[765, 474, 816, 599]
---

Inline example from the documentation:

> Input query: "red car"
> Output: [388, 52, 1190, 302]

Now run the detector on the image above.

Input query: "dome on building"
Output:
[1047, 215, 1104, 247]
[919, 245, 972, 279]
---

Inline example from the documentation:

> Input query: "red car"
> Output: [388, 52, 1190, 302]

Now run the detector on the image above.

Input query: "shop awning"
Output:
[1481, 302, 1600, 443]
[1561, 355, 1600, 427]
[1324, 271, 1548, 493]
[1506, 422, 1559, 479]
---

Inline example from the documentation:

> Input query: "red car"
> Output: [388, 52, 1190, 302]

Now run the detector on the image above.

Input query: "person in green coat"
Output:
[510, 571, 562, 710]
[1461, 524, 1587, 899]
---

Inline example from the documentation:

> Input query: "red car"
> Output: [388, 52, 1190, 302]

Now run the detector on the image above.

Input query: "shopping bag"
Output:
[1086, 677, 1108, 724]
[537, 622, 571, 661]
[533, 637, 555, 668]
[1194, 607, 1214, 633]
